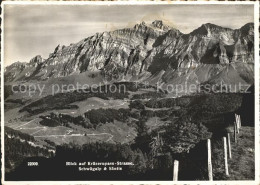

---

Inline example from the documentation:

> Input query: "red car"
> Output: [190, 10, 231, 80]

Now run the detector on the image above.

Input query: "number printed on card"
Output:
[27, 162, 39, 166]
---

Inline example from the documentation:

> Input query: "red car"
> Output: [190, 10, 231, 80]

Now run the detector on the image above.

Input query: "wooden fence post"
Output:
[234, 122, 237, 143]
[207, 139, 213, 181]
[238, 115, 241, 128]
[237, 114, 239, 129]
[173, 160, 179, 181]
[223, 137, 229, 176]
[236, 115, 240, 134]
[227, 133, 232, 159]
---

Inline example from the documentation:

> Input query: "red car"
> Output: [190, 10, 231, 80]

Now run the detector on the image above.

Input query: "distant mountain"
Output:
[4, 20, 254, 90]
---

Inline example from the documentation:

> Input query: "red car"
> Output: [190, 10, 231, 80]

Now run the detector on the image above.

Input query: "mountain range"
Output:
[5, 20, 254, 92]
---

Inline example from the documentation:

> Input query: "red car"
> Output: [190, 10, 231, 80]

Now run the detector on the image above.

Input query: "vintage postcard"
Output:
[1, 1, 259, 184]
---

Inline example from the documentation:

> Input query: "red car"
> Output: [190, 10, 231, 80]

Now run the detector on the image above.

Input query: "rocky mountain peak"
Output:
[151, 20, 171, 31]
[190, 23, 233, 36]
[133, 20, 171, 32]
[53, 44, 66, 54]
[133, 21, 147, 30]
[152, 20, 163, 27]
[167, 28, 182, 37]
[6, 61, 26, 69]
[202, 23, 221, 29]
[29, 55, 43, 66]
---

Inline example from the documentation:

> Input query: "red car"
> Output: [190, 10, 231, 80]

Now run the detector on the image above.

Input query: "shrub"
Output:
[162, 120, 212, 154]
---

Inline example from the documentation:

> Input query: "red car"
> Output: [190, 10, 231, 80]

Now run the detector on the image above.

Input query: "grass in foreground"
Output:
[212, 126, 254, 180]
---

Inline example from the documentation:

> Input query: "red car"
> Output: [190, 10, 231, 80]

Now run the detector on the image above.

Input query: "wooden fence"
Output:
[172, 114, 242, 181]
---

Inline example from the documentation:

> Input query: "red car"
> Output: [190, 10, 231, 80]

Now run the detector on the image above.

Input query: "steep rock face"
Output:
[5, 62, 26, 82]
[151, 23, 254, 70]
[28, 55, 44, 67]
[5, 56, 46, 82]
[5, 21, 254, 88]
[151, 20, 172, 31]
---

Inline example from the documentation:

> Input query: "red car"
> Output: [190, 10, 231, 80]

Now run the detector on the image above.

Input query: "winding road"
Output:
[34, 132, 114, 142]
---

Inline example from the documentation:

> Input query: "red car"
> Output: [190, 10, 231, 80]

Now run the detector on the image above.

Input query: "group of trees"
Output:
[20, 82, 134, 115]
[129, 100, 145, 110]
[131, 91, 165, 100]
[5, 126, 35, 141]
[188, 94, 243, 119]
[84, 108, 131, 128]
[161, 121, 212, 153]
[145, 96, 192, 108]
[39, 113, 62, 127]
[5, 128, 53, 172]
[23, 81, 161, 116]
[39, 113, 93, 129]
[142, 93, 244, 133]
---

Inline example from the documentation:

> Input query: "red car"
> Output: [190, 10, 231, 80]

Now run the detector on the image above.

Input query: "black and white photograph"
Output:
[1, 1, 259, 183]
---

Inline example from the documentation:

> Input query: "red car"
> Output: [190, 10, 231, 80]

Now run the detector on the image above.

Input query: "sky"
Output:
[4, 4, 254, 66]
